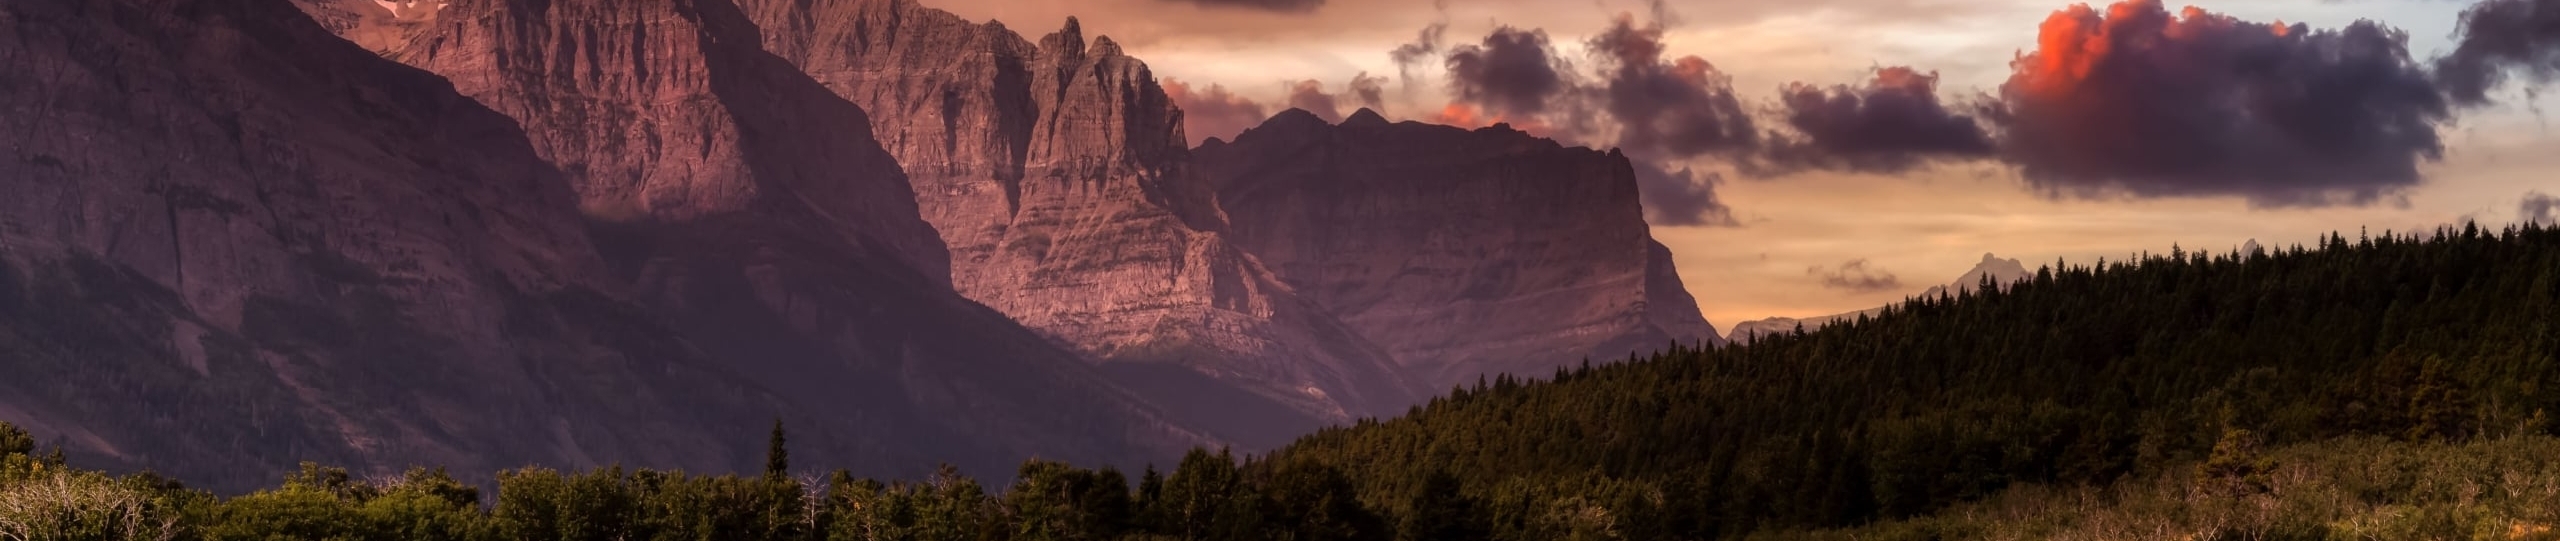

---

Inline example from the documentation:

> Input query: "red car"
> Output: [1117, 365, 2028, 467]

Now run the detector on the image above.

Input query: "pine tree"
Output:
[766, 418, 790, 481]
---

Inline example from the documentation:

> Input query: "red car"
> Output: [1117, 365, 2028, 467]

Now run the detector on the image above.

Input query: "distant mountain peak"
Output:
[1343, 107, 1390, 127]
[1732, 252, 2035, 345]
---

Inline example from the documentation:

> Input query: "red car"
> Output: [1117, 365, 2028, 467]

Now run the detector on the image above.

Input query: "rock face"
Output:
[0, 0, 1200, 491]
[374, 0, 1208, 470]
[290, 0, 447, 53]
[1728, 253, 2032, 344]
[734, 0, 1421, 442]
[0, 0, 799, 490]
[1195, 109, 1721, 389]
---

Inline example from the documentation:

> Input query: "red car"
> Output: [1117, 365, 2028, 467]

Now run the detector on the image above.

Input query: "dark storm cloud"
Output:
[1808, 259, 1904, 293]
[2526, 191, 2559, 226]
[2435, 0, 2560, 106]
[1162, 0, 1323, 14]
[1444, 27, 1576, 118]
[1416, 6, 1757, 156]
[1395, 4, 1757, 226]
[1991, 0, 2451, 207]
[1767, 67, 1997, 174]
[1584, 10, 1758, 158]
[1627, 155, 1738, 227]
[1163, 78, 1270, 145]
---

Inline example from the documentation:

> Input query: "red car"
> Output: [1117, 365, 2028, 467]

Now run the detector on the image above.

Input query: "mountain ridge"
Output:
[731, 0, 1425, 440]
[1198, 108, 1721, 388]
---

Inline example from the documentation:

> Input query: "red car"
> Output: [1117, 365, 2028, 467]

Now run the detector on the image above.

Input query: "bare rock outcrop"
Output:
[1195, 109, 1722, 389]
[375, 0, 1210, 470]
[0, 0, 1202, 489]
[736, 0, 1421, 440]
[0, 0, 804, 490]
[290, 0, 448, 53]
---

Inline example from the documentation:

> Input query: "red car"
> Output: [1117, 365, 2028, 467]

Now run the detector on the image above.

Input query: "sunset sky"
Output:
[931, 0, 2552, 329]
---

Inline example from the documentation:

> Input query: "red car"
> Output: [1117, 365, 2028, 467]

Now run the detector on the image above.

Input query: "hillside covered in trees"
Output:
[4, 223, 2558, 540]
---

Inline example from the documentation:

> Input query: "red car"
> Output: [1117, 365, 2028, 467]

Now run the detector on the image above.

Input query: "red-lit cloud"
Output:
[1990, 0, 2450, 207]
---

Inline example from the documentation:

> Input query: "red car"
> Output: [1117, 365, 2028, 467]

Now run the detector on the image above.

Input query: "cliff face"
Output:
[377, 0, 1210, 470]
[1196, 110, 1721, 389]
[0, 0, 813, 490]
[0, 0, 1200, 489]
[289, 0, 447, 53]
[734, 0, 1420, 439]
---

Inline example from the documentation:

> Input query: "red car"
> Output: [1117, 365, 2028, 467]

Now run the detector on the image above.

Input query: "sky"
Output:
[928, 0, 2556, 329]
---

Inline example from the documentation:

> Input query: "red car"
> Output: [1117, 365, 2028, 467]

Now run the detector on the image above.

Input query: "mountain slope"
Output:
[0, 0, 834, 491]
[368, 0, 1208, 472]
[1196, 109, 1720, 388]
[731, 0, 1422, 441]
[1269, 225, 2560, 537]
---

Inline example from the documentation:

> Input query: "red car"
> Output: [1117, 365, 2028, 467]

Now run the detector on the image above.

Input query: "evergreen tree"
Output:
[767, 418, 790, 481]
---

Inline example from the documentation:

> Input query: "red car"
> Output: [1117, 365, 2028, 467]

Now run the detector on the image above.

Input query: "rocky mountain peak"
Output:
[1199, 112, 1721, 388]
[397, 0, 949, 280]
[291, 0, 1207, 474]
[736, 0, 1423, 443]
[1922, 253, 2033, 298]
[0, 0, 850, 489]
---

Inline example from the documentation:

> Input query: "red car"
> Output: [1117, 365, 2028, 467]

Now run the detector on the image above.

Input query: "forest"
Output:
[3, 221, 2558, 540]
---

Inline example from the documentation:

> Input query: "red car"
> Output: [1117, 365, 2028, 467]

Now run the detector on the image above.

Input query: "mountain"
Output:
[1194, 109, 1721, 388]
[730, 0, 1421, 443]
[0, 0, 826, 491]
[290, 0, 446, 53]
[0, 0, 1201, 490]
[1917, 252, 2032, 299]
[1728, 252, 2031, 344]
[372, 0, 1218, 471]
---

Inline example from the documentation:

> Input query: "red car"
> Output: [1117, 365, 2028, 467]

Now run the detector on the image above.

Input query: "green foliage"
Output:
[1, 423, 32, 459]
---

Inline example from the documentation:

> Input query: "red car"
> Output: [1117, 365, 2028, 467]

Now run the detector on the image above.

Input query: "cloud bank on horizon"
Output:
[1157, 0, 2560, 226]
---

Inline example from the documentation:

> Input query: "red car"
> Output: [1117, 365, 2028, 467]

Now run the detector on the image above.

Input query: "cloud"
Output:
[1627, 156, 1738, 227]
[2526, 191, 2559, 226]
[1444, 27, 1575, 118]
[1349, 72, 1388, 111]
[1583, 9, 1757, 159]
[1287, 80, 1345, 122]
[1391, 23, 1448, 84]
[1409, 4, 1753, 226]
[1808, 259, 1903, 292]
[1281, 73, 1390, 121]
[1161, 0, 1322, 14]
[1164, 78, 1270, 145]
[1768, 66, 1996, 174]
[1990, 0, 2451, 207]
[2435, 0, 2560, 106]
